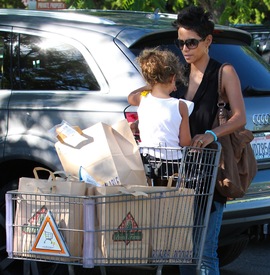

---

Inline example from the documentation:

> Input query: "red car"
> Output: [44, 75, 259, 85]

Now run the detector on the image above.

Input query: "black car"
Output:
[0, 9, 270, 274]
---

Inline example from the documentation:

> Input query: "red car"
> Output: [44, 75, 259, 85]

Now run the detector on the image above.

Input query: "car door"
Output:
[4, 27, 143, 170]
[5, 29, 106, 169]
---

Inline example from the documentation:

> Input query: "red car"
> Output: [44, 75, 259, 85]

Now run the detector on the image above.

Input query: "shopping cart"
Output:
[44, 231, 53, 244]
[5, 143, 221, 275]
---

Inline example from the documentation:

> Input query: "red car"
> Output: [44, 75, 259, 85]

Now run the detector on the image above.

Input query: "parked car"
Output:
[233, 24, 270, 63]
[0, 9, 270, 274]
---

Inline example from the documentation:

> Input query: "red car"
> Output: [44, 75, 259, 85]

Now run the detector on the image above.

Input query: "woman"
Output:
[172, 6, 246, 274]
[130, 5, 246, 274]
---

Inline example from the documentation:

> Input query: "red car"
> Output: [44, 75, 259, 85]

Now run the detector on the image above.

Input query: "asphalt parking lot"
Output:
[69, 238, 270, 275]
[220, 238, 270, 275]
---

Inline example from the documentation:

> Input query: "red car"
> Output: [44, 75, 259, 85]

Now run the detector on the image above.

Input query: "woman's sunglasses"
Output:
[175, 38, 205, 50]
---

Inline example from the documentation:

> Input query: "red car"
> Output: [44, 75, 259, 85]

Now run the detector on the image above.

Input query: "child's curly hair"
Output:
[137, 47, 184, 86]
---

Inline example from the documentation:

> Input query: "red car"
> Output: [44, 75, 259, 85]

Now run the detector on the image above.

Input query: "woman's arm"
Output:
[213, 64, 246, 137]
[192, 64, 246, 147]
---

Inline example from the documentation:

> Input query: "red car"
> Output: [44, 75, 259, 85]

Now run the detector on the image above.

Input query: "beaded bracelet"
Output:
[205, 130, 218, 141]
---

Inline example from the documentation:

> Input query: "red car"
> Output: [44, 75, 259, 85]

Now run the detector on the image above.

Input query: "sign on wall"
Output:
[22, 0, 66, 10]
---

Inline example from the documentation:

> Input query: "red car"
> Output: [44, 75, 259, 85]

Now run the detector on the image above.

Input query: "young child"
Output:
[128, 48, 193, 185]
[128, 47, 193, 154]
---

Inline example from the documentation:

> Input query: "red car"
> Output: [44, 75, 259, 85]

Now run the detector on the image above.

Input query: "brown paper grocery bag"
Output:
[122, 184, 194, 263]
[94, 186, 151, 264]
[55, 120, 147, 187]
[150, 187, 194, 263]
[13, 168, 86, 261]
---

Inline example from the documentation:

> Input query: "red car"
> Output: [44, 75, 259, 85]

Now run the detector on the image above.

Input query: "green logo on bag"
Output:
[22, 205, 47, 234]
[112, 212, 142, 245]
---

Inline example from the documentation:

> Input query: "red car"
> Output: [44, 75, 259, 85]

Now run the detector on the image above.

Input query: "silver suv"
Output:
[0, 9, 270, 274]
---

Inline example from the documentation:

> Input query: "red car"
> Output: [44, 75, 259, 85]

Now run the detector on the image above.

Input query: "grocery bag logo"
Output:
[112, 212, 142, 245]
[22, 206, 47, 234]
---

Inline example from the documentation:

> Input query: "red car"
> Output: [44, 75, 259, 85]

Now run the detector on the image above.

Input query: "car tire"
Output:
[218, 235, 249, 267]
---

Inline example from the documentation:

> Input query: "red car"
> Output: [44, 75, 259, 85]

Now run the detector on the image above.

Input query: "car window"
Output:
[0, 35, 3, 88]
[0, 32, 11, 89]
[11, 33, 100, 91]
[131, 41, 270, 94]
[209, 44, 270, 91]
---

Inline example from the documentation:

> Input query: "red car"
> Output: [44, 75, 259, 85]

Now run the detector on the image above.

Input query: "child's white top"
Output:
[138, 93, 193, 159]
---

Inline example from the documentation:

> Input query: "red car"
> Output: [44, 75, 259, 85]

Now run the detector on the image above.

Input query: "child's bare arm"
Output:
[179, 101, 192, 147]
[128, 85, 149, 106]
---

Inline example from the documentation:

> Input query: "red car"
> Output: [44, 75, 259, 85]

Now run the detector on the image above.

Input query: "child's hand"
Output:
[129, 120, 139, 135]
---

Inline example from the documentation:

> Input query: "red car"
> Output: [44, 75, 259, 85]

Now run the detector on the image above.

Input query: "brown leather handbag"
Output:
[213, 63, 257, 199]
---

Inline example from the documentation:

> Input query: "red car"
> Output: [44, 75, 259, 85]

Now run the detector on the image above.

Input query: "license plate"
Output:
[251, 133, 270, 160]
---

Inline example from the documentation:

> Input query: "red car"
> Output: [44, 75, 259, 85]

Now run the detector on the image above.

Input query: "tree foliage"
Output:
[216, 0, 270, 24]
[2, 0, 270, 25]
[0, 0, 24, 8]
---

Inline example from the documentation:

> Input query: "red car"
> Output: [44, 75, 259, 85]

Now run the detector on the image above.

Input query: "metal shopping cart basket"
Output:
[5, 143, 221, 275]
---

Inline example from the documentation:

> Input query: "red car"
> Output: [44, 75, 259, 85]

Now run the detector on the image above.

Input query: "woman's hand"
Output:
[191, 132, 215, 148]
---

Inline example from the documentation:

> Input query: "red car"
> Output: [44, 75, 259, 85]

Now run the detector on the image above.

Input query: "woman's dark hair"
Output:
[172, 5, 214, 38]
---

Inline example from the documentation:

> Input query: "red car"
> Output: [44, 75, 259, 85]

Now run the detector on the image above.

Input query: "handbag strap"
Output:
[217, 63, 230, 125]
[217, 63, 230, 104]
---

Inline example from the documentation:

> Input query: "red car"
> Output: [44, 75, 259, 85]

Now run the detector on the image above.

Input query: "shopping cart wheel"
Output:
[100, 266, 106, 275]
[24, 261, 40, 274]
[156, 265, 163, 275]
[68, 264, 76, 275]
